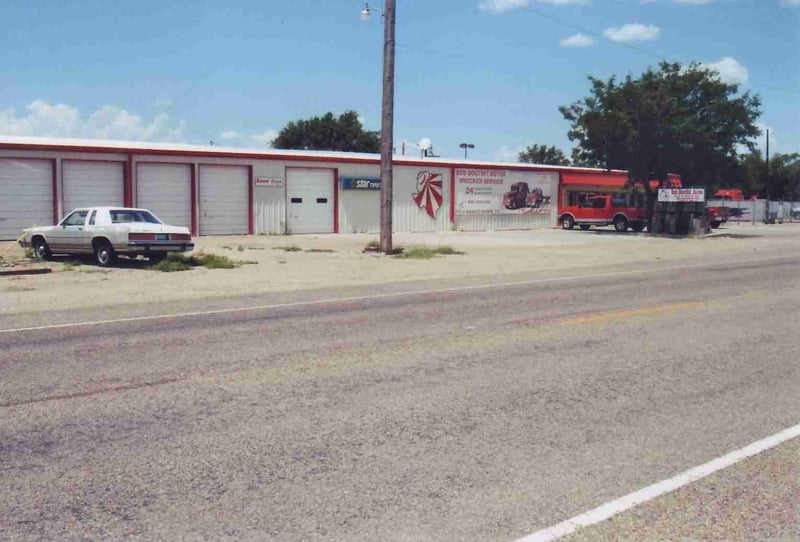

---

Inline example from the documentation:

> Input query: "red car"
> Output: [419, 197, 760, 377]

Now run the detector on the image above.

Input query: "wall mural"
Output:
[412, 171, 443, 219]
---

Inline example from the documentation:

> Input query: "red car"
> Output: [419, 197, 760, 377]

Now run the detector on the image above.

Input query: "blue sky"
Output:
[1, 0, 798, 162]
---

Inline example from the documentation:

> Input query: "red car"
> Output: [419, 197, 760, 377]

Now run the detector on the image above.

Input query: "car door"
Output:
[50, 210, 89, 251]
[578, 197, 605, 223]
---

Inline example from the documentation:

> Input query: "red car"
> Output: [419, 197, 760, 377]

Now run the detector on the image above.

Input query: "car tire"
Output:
[579, 225, 591, 231]
[631, 222, 645, 232]
[561, 215, 575, 230]
[33, 237, 51, 260]
[613, 216, 629, 232]
[94, 241, 116, 267]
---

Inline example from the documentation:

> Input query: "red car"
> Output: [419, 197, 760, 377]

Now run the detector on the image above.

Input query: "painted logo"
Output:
[412, 171, 443, 219]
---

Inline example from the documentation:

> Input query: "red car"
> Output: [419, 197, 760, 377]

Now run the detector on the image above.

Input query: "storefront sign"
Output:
[255, 176, 283, 187]
[341, 176, 381, 190]
[658, 188, 705, 203]
[454, 168, 555, 215]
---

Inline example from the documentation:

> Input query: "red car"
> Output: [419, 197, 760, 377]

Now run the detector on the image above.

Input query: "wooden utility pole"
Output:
[379, 0, 396, 254]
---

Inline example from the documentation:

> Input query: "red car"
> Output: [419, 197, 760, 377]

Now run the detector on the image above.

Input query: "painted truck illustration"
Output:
[503, 182, 550, 210]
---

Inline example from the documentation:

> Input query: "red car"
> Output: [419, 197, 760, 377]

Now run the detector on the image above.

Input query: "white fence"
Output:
[706, 199, 800, 223]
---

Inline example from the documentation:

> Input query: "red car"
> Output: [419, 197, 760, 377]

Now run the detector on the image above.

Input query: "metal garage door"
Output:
[286, 168, 335, 234]
[137, 163, 192, 229]
[199, 165, 249, 235]
[62, 160, 124, 213]
[0, 158, 53, 240]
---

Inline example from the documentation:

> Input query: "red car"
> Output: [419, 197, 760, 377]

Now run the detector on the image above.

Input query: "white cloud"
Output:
[780, 0, 800, 6]
[250, 130, 278, 148]
[493, 145, 523, 162]
[673, 0, 712, 4]
[0, 100, 186, 142]
[478, 0, 588, 14]
[220, 130, 239, 140]
[479, 0, 528, 13]
[702, 57, 748, 84]
[560, 33, 596, 47]
[602, 23, 661, 42]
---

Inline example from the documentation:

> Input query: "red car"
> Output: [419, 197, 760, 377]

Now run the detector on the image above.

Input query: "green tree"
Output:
[733, 151, 800, 200]
[560, 61, 761, 227]
[271, 110, 380, 153]
[518, 144, 570, 166]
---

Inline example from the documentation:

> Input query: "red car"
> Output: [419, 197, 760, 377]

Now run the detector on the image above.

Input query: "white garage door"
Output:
[199, 165, 249, 235]
[286, 168, 335, 234]
[0, 158, 53, 240]
[62, 160, 124, 213]
[137, 163, 192, 229]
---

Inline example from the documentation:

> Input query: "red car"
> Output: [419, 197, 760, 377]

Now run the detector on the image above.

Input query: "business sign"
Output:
[255, 176, 283, 187]
[454, 168, 556, 215]
[341, 176, 381, 190]
[658, 188, 705, 203]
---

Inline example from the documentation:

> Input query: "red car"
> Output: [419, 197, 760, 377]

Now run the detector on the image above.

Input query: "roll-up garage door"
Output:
[137, 163, 192, 229]
[62, 160, 124, 213]
[0, 158, 53, 240]
[286, 168, 335, 234]
[199, 165, 249, 235]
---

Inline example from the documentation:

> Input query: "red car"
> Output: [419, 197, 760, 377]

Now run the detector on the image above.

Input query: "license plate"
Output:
[155, 234, 169, 241]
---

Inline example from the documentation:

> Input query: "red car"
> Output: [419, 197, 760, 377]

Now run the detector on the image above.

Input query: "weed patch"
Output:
[274, 245, 302, 252]
[394, 245, 464, 259]
[305, 248, 336, 253]
[151, 252, 239, 272]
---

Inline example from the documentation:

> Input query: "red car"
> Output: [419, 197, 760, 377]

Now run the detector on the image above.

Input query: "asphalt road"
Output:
[1, 256, 799, 541]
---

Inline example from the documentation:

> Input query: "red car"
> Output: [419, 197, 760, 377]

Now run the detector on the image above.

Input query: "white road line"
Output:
[517, 422, 800, 542]
[0, 255, 794, 335]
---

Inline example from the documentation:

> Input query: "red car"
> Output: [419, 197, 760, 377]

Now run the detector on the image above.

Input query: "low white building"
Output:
[0, 136, 626, 240]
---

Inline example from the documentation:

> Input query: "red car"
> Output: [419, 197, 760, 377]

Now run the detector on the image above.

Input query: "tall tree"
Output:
[518, 144, 570, 166]
[560, 61, 761, 227]
[271, 110, 380, 153]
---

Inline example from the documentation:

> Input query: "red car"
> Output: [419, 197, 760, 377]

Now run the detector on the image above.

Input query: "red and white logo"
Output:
[412, 171, 443, 219]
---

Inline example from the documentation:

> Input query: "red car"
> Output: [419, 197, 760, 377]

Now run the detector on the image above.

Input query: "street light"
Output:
[362, 0, 396, 254]
[459, 142, 475, 159]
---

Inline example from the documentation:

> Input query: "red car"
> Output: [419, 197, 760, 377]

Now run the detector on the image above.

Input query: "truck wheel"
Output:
[631, 222, 645, 232]
[579, 225, 591, 231]
[561, 216, 575, 230]
[613, 216, 629, 232]
[94, 241, 117, 267]
[33, 237, 52, 260]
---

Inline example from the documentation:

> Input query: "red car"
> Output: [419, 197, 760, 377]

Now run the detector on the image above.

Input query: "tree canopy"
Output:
[271, 110, 380, 153]
[735, 151, 800, 200]
[518, 144, 570, 166]
[560, 61, 762, 202]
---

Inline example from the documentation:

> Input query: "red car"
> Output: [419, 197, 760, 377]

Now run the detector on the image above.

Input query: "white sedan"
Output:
[20, 207, 194, 266]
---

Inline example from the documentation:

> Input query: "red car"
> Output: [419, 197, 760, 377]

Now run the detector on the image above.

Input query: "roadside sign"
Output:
[658, 188, 705, 203]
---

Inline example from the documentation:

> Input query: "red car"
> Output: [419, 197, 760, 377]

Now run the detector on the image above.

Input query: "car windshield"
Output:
[109, 210, 162, 224]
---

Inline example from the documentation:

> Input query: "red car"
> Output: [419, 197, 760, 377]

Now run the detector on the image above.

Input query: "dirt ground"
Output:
[1, 223, 798, 316]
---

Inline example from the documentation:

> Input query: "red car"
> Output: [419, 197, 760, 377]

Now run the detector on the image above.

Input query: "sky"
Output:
[1, 0, 798, 162]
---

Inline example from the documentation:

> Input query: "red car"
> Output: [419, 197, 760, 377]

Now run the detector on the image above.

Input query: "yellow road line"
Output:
[562, 301, 700, 325]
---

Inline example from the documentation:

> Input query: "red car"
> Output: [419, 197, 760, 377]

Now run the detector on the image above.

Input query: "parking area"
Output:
[1, 223, 798, 317]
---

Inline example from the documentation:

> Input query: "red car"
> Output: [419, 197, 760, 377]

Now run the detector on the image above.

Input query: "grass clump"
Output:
[194, 253, 238, 269]
[152, 252, 238, 272]
[154, 254, 192, 272]
[365, 239, 380, 249]
[305, 248, 336, 253]
[274, 245, 302, 252]
[394, 245, 464, 259]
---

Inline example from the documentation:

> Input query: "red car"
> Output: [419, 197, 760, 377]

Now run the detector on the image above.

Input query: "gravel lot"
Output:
[1, 223, 798, 316]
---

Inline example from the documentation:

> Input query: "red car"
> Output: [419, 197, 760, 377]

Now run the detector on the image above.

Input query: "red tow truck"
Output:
[559, 194, 647, 232]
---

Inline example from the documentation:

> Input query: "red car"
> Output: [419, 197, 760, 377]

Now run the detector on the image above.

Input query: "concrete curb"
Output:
[0, 267, 52, 277]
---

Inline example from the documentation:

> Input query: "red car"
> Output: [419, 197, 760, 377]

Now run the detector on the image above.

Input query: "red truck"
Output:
[503, 182, 549, 210]
[559, 194, 647, 232]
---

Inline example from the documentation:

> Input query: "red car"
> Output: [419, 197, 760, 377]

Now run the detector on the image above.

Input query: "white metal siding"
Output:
[286, 168, 335, 234]
[62, 160, 124, 213]
[199, 165, 249, 235]
[137, 163, 192, 228]
[0, 158, 53, 240]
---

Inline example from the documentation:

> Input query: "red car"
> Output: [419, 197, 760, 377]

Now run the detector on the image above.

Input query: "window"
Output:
[61, 211, 88, 227]
[109, 210, 161, 224]
[611, 195, 628, 207]
[88, 210, 97, 225]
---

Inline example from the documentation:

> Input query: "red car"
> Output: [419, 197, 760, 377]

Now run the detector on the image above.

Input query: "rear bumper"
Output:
[125, 241, 194, 253]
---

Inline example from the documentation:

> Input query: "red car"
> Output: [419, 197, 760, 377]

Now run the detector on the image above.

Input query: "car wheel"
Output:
[561, 216, 575, 230]
[94, 241, 117, 267]
[631, 222, 645, 232]
[579, 225, 591, 231]
[613, 216, 629, 232]
[33, 237, 51, 260]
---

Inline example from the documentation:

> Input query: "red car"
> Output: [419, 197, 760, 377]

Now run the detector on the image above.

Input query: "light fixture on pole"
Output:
[459, 142, 475, 159]
[361, 0, 396, 254]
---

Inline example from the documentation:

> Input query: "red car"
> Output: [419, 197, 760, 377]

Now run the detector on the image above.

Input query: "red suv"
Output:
[559, 194, 646, 232]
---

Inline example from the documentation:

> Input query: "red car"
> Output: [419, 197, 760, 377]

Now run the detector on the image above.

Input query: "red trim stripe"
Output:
[248, 165, 254, 235]
[449, 166, 456, 224]
[51, 159, 59, 223]
[190, 164, 198, 236]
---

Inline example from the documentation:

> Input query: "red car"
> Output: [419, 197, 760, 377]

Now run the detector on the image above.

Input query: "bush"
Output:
[393, 245, 464, 259]
[151, 252, 238, 272]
